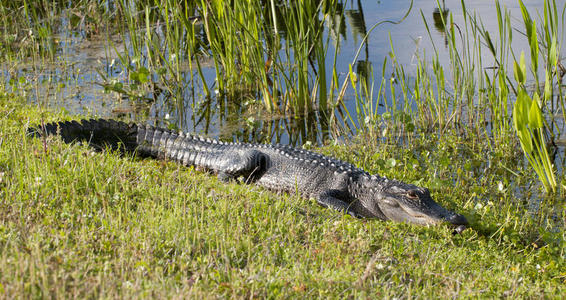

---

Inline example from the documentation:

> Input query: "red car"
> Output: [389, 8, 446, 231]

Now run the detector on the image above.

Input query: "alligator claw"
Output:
[347, 209, 362, 219]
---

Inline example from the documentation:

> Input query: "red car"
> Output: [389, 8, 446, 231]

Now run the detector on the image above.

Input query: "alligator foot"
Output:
[217, 171, 235, 183]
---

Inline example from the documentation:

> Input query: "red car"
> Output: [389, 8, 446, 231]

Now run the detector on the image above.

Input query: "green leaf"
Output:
[211, 0, 224, 18]
[498, 69, 508, 96]
[137, 67, 150, 83]
[528, 94, 544, 129]
[512, 102, 522, 132]
[130, 67, 150, 84]
[519, 128, 533, 154]
[484, 31, 496, 56]
[544, 70, 552, 103]
[386, 158, 397, 168]
[549, 35, 558, 67]
[157, 67, 167, 76]
[519, 0, 532, 38]
[529, 20, 538, 71]
[514, 89, 531, 128]
[130, 71, 139, 82]
[513, 52, 526, 85]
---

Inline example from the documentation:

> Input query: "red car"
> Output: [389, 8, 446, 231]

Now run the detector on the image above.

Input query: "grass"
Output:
[0, 0, 565, 297]
[1, 86, 565, 298]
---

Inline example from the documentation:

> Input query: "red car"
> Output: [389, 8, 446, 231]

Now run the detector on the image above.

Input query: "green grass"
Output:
[0, 1, 565, 297]
[1, 87, 565, 298]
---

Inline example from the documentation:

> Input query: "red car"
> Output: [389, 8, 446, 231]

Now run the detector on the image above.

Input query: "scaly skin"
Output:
[30, 119, 469, 231]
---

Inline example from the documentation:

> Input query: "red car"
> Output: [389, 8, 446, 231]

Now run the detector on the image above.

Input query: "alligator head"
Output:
[361, 177, 468, 233]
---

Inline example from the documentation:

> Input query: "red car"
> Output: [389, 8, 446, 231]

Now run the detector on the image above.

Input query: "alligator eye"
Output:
[407, 190, 419, 199]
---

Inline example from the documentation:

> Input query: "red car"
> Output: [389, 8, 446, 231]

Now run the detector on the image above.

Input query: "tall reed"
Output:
[347, 0, 564, 192]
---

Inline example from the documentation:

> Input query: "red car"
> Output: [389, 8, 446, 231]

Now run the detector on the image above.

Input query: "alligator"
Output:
[29, 119, 468, 233]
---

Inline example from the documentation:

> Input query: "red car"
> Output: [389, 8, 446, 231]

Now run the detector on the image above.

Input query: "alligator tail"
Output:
[29, 119, 140, 153]
[29, 119, 229, 167]
[29, 119, 262, 177]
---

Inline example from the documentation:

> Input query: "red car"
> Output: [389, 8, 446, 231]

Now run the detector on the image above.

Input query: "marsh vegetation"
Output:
[0, 0, 565, 297]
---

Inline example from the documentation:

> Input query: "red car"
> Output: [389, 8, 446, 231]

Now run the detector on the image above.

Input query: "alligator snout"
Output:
[447, 213, 468, 226]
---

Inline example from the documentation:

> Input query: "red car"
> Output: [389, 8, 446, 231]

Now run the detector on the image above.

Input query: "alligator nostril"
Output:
[448, 214, 469, 226]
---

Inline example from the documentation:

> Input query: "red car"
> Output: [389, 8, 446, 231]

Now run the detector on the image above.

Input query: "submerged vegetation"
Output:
[0, 0, 565, 297]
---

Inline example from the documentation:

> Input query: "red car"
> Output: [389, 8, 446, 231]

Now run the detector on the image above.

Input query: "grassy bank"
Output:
[1, 87, 564, 298]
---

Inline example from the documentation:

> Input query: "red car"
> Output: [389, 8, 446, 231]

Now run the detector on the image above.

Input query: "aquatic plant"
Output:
[346, 0, 565, 193]
[512, 52, 557, 193]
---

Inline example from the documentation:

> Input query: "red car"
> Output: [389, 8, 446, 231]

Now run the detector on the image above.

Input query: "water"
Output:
[3, 0, 563, 147]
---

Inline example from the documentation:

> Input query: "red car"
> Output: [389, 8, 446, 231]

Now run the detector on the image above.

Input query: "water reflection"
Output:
[1, 0, 560, 148]
[432, 5, 450, 46]
[345, 0, 368, 44]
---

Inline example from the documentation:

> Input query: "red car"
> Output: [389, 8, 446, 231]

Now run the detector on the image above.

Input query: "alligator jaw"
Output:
[375, 190, 469, 233]
[403, 205, 469, 234]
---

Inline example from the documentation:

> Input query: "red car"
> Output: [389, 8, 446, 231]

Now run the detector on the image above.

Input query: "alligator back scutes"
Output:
[30, 118, 366, 176]
[229, 142, 366, 175]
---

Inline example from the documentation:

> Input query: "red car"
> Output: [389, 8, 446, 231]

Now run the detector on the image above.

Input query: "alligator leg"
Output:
[215, 149, 269, 183]
[316, 190, 361, 218]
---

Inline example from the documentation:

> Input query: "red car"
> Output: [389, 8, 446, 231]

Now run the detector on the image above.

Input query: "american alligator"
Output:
[30, 119, 468, 232]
